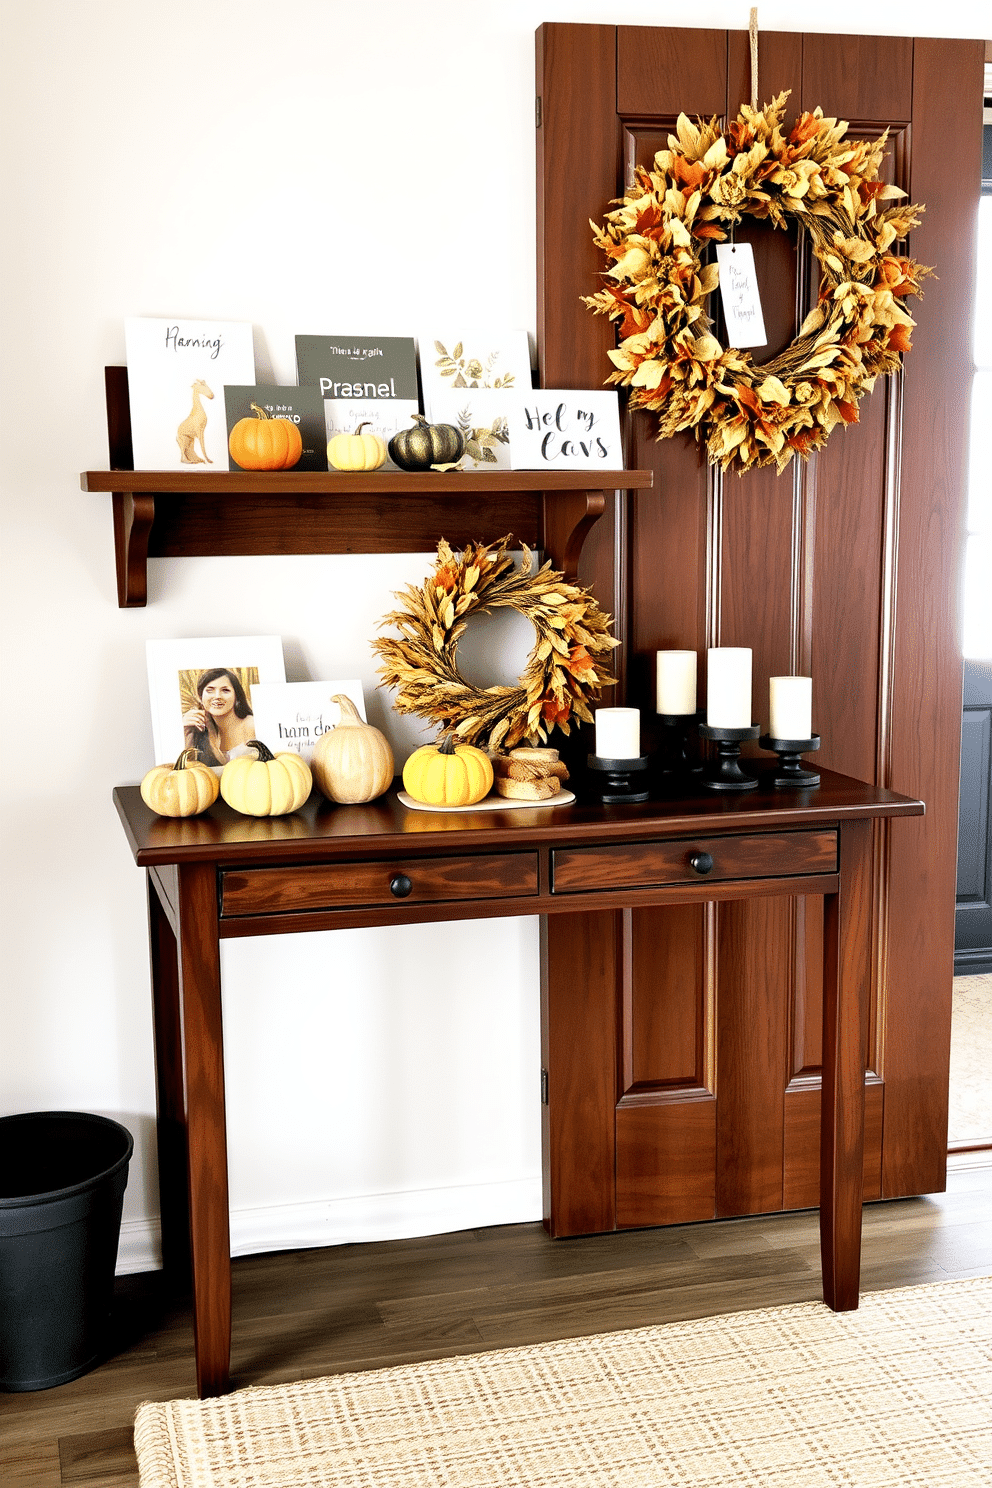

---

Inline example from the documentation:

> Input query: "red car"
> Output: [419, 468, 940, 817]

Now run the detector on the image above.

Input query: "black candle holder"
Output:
[657, 712, 704, 777]
[698, 723, 760, 791]
[587, 754, 651, 803]
[759, 733, 821, 788]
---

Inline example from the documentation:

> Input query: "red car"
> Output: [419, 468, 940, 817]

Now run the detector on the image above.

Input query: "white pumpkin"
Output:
[311, 695, 395, 804]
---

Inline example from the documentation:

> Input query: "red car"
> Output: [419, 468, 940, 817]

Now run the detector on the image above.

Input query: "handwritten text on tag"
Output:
[715, 243, 767, 349]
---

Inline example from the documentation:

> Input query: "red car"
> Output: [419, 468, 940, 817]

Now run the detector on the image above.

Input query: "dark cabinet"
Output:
[955, 660, 992, 974]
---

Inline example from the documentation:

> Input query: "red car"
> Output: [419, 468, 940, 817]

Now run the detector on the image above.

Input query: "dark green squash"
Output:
[388, 414, 465, 471]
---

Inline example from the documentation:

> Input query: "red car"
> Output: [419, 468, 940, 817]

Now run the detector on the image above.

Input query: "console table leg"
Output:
[820, 818, 872, 1311]
[175, 862, 232, 1397]
[147, 876, 191, 1292]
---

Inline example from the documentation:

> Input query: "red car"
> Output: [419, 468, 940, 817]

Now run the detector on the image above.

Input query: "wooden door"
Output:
[537, 24, 983, 1232]
[955, 660, 992, 974]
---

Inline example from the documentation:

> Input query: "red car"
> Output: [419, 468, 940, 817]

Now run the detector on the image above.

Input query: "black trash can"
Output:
[0, 1111, 133, 1391]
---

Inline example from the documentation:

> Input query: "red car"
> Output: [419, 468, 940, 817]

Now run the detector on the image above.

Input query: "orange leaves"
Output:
[786, 428, 819, 457]
[605, 286, 652, 340]
[634, 201, 665, 237]
[566, 645, 599, 685]
[692, 222, 728, 241]
[541, 697, 572, 729]
[887, 324, 913, 354]
[789, 111, 824, 147]
[876, 256, 921, 297]
[670, 154, 713, 195]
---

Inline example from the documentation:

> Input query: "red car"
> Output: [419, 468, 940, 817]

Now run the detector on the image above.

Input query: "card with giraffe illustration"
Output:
[124, 317, 256, 471]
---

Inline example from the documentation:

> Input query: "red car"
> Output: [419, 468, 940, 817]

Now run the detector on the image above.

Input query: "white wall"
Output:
[2, 0, 987, 1272]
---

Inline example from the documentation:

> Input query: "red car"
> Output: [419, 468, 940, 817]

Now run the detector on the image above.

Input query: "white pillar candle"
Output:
[706, 648, 752, 728]
[769, 676, 813, 740]
[595, 707, 641, 759]
[656, 650, 697, 715]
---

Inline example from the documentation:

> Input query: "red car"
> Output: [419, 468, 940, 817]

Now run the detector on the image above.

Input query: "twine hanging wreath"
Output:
[584, 90, 930, 474]
[373, 536, 619, 750]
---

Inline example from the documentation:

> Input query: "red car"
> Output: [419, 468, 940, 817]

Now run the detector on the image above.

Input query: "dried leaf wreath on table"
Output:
[373, 536, 618, 750]
[584, 91, 930, 474]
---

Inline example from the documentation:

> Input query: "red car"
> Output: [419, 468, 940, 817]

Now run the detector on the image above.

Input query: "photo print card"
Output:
[419, 329, 532, 420]
[224, 385, 328, 472]
[146, 636, 286, 773]
[508, 390, 623, 470]
[125, 317, 256, 471]
[250, 680, 367, 765]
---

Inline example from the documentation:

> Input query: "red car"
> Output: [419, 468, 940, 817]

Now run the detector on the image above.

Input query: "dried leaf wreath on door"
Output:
[584, 92, 930, 474]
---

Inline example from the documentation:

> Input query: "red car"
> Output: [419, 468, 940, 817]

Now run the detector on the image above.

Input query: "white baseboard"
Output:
[116, 1176, 543, 1275]
[946, 1148, 992, 1173]
[117, 1215, 163, 1274]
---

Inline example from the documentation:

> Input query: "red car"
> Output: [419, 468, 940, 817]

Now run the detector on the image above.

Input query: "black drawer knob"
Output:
[689, 851, 714, 876]
[389, 873, 413, 899]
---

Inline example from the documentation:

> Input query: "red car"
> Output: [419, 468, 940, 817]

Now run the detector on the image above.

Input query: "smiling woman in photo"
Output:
[181, 667, 256, 766]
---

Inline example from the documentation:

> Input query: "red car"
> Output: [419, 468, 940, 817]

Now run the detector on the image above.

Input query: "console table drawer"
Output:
[220, 852, 539, 917]
[551, 830, 837, 894]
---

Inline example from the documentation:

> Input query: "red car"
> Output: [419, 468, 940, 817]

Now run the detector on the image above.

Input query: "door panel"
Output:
[625, 903, 710, 1093]
[715, 898, 791, 1217]
[537, 23, 982, 1232]
[617, 28, 727, 116]
[617, 1099, 717, 1228]
[801, 34, 913, 121]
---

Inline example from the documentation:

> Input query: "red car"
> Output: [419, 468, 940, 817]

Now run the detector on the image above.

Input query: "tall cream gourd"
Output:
[312, 694, 395, 803]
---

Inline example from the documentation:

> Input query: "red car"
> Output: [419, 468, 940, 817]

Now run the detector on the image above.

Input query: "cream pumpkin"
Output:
[402, 734, 493, 806]
[220, 740, 312, 817]
[311, 695, 394, 804]
[327, 423, 387, 472]
[140, 749, 220, 817]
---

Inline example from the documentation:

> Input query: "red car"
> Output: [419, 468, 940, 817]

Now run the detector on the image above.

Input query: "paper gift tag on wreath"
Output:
[715, 243, 767, 349]
[509, 390, 623, 470]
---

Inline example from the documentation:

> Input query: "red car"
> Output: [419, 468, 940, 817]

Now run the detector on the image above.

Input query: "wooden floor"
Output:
[3, 1156, 990, 1488]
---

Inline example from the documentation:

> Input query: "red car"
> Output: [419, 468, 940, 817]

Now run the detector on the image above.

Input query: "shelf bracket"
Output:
[113, 490, 156, 607]
[543, 489, 607, 578]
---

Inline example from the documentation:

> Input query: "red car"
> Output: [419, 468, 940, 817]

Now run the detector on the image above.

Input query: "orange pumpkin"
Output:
[228, 404, 303, 471]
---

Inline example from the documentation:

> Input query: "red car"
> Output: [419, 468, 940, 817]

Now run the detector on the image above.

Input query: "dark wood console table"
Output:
[114, 768, 923, 1397]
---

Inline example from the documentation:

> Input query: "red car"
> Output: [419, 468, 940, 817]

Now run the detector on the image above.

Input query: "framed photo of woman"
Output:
[146, 636, 286, 772]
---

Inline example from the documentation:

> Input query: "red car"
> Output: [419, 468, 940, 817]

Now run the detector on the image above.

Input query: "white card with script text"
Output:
[509, 391, 622, 470]
[250, 681, 367, 765]
[716, 243, 767, 348]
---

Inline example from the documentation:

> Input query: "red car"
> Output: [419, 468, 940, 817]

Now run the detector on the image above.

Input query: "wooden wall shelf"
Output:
[82, 368, 652, 606]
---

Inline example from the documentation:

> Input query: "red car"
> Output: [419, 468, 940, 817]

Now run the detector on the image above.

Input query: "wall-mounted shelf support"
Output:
[82, 369, 652, 607]
[112, 492, 155, 608]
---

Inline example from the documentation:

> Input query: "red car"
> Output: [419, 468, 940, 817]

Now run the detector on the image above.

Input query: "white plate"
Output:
[397, 789, 576, 813]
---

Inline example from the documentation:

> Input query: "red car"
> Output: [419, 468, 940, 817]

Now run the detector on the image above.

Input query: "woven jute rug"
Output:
[134, 1277, 992, 1488]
